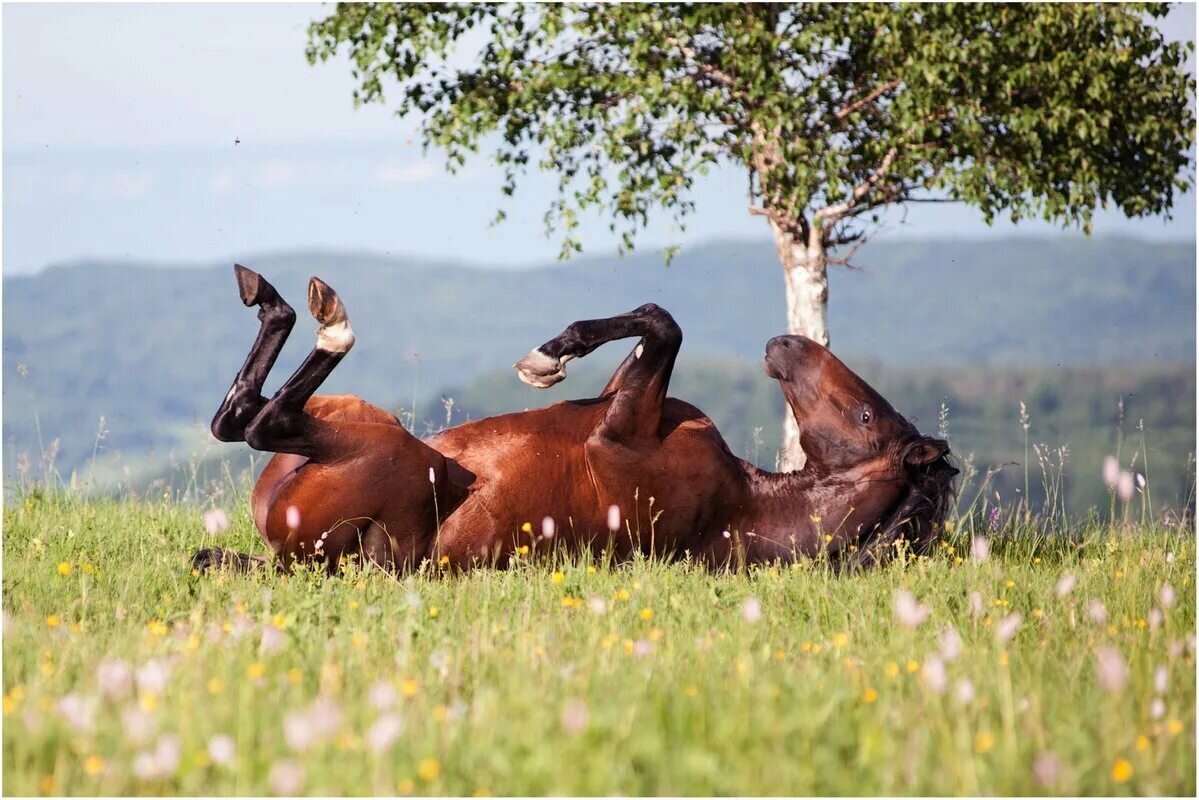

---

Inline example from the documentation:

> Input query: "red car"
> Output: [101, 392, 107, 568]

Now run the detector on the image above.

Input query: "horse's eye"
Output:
[860, 408, 873, 424]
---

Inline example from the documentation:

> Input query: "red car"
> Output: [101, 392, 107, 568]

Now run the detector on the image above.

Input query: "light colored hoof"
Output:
[514, 348, 566, 388]
[309, 276, 355, 353]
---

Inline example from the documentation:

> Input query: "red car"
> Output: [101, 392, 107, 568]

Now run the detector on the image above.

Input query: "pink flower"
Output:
[284, 696, 343, 752]
[540, 516, 556, 539]
[955, 679, 975, 705]
[922, 655, 947, 694]
[56, 693, 96, 732]
[1033, 752, 1059, 788]
[134, 735, 181, 781]
[369, 680, 398, 712]
[1159, 583, 1176, 609]
[1095, 646, 1128, 693]
[121, 706, 156, 744]
[1055, 573, 1076, 597]
[136, 659, 170, 695]
[969, 591, 984, 618]
[268, 760, 305, 795]
[260, 625, 286, 654]
[1102, 456, 1119, 489]
[632, 639, 651, 659]
[208, 734, 236, 766]
[939, 625, 962, 662]
[995, 613, 1023, 644]
[742, 597, 762, 624]
[203, 508, 231, 535]
[365, 713, 404, 754]
[1154, 665, 1168, 694]
[893, 589, 930, 629]
[970, 536, 990, 563]
[96, 658, 133, 700]
[1150, 697, 1166, 719]
[561, 698, 589, 735]
[285, 505, 302, 531]
[587, 596, 607, 615]
[1116, 471, 1135, 503]
[606, 505, 621, 533]
[1086, 600, 1107, 625]
[1148, 607, 1163, 630]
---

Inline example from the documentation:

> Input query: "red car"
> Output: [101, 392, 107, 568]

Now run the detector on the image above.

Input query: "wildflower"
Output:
[1159, 584, 1176, 609]
[862, 687, 878, 703]
[893, 589, 931, 629]
[46, 614, 60, 628]
[833, 632, 849, 649]
[56, 693, 96, 732]
[401, 678, 419, 698]
[259, 624, 286, 654]
[969, 592, 984, 618]
[939, 625, 962, 662]
[1095, 646, 1128, 693]
[884, 661, 900, 679]
[1150, 698, 1166, 720]
[96, 658, 133, 700]
[271, 614, 288, 630]
[351, 632, 368, 649]
[561, 698, 589, 735]
[639, 608, 654, 621]
[1135, 735, 1150, 752]
[417, 758, 440, 782]
[285, 505, 302, 530]
[1148, 608, 1163, 630]
[974, 730, 994, 754]
[121, 706, 156, 743]
[1102, 456, 1120, 489]
[268, 760, 305, 795]
[520, 522, 533, 534]
[922, 655, 948, 693]
[972, 535, 991, 562]
[1055, 573, 1076, 597]
[134, 735, 181, 782]
[632, 639, 651, 658]
[83, 755, 104, 777]
[284, 696, 343, 752]
[541, 517, 555, 539]
[606, 505, 621, 532]
[587, 596, 607, 615]
[956, 679, 975, 705]
[1033, 752, 1059, 788]
[203, 509, 231, 535]
[1154, 665, 1168, 694]
[551, 571, 564, 585]
[427, 467, 436, 484]
[1116, 471, 1135, 503]
[208, 734, 236, 766]
[369, 680, 398, 711]
[1086, 600, 1107, 625]
[742, 597, 762, 623]
[995, 613, 1022, 644]
[906, 660, 919, 674]
[1166, 551, 1175, 564]
[1167, 719, 1184, 736]
[1110, 757, 1133, 783]
[57, 562, 72, 577]
[365, 713, 404, 754]
[429, 606, 440, 619]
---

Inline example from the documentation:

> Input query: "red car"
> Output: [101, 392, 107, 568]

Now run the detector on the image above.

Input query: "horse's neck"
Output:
[736, 466, 900, 560]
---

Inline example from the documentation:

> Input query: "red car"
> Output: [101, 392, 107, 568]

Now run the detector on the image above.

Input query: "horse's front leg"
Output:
[514, 303, 682, 443]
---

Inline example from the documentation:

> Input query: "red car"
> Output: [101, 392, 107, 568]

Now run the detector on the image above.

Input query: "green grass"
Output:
[2, 492, 1195, 796]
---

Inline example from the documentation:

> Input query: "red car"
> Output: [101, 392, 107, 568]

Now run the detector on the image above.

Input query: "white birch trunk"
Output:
[766, 219, 829, 472]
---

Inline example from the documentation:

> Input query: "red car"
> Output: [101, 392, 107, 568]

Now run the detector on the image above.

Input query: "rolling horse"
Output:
[197, 265, 956, 574]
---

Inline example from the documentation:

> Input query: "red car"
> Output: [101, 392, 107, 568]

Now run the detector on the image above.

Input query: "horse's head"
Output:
[765, 334, 958, 558]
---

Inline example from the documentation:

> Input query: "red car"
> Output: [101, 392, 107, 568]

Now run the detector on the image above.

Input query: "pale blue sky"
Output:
[3, 2, 1195, 275]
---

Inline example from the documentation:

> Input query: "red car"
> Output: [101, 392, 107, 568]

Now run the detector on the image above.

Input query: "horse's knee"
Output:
[638, 304, 681, 341]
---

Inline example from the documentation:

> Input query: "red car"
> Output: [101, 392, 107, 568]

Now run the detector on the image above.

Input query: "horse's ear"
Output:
[905, 437, 949, 467]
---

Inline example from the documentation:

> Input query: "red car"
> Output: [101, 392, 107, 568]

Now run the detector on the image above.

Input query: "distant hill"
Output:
[2, 236, 1194, 496]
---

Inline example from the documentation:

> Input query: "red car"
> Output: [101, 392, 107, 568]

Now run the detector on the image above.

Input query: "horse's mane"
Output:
[844, 432, 959, 569]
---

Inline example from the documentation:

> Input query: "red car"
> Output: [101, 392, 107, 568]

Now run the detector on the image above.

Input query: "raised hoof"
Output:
[514, 348, 567, 388]
[234, 264, 268, 307]
[307, 276, 347, 326]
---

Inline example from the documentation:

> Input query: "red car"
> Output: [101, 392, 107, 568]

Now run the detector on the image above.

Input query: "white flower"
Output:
[606, 505, 621, 532]
[268, 760, 305, 795]
[939, 625, 962, 662]
[893, 589, 931, 629]
[561, 698, 589, 735]
[995, 613, 1023, 644]
[969, 591, 984, 618]
[368, 680, 398, 712]
[203, 508, 231, 535]
[1154, 664, 1168, 694]
[121, 706, 157, 744]
[1055, 573, 1076, 597]
[955, 679, 975, 705]
[970, 536, 990, 563]
[260, 625, 286, 654]
[1102, 456, 1119, 489]
[96, 658, 133, 700]
[587, 596, 607, 615]
[365, 713, 404, 754]
[541, 517, 556, 539]
[921, 655, 947, 694]
[136, 659, 170, 695]
[1135, 472, 1146, 489]
[1086, 599, 1107, 625]
[134, 735, 182, 781]
[208, 734, 236, 767]
[285, 505, 302, 530]
[742, 597, 762, 624]
[1148, 607, 1163, 630]
[1116, 471, 1135, 503]
[427, 467, 436, 484]
[1166, 551, 1175, 564]
[1159, 583, 1176, 609]
[283, 696, 343, 753]
[1150, 697, 1166, 720]
[56, 693, 96, 732]
[632, 639, 651, 659]
[1095, 646, 1128, 693]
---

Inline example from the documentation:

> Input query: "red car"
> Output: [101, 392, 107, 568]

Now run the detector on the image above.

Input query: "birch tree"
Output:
[308, 2, 1194, 469]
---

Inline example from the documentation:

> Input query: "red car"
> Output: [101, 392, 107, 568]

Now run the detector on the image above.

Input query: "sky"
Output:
[2, 2, 1196, 275]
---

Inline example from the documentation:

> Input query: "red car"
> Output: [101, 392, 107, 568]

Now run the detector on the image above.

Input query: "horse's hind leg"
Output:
[515, 303, 682, 442]
[211, 265, 297, 442]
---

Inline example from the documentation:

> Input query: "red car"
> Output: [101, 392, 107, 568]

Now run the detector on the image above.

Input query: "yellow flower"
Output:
[974, 730, 994, 754]
[287, 667, 303, 685]
[586, 566, 597, 574]
[57, 562, 72, 576]
[351, 632, 368, 649]
[885, 661, 900, 678]
[1135, 735, 1150, 752]
[1167, 719, 1184, 736]
[1110, 758, 1133, 783]
[348, 600, 359, 610]
[862, 687, 878, 704]
[207, 677, 224, 695]
[2, 696, 16, 716]
[45, 615, 60, 628]
[147, 620, 168, 637]
[397, 778, 415, 795]
[439, 555, 450, 566]
[832, 632, 849, 649]
[551, 571, 565, 585]
[683, 684, 698, 697]
[417, 758, 441, 782]
[401, 678, 419, 698]
[615, 589, 630, 602]
[272, 614, 287, 630]
[1004, 579, 1014, 588]
[516, 545, 529, 555]
[139, 694, 158, 712]
[433, 704, 448, 722]
[429, 606, 440, 619]
[83, 754, 104, 776]
[640, 608, 654, 621]
[521, 522, 533, 534]
[247, 662, 266, 680]
[801, 641, 813, 653]
[905, 660, 919, 674]
[38, 777, 56, 795]
[1032, 608, 1044, 618]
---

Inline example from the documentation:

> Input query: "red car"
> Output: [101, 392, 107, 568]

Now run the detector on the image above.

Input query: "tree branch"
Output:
[835, 79, 902, 121]
[813, 146, 899, 225]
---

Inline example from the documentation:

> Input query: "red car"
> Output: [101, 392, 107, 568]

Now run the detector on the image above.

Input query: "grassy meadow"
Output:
[2, 487, 1195, 796]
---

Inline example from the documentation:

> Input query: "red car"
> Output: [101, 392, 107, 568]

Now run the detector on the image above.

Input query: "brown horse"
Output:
[197, 266, 956, 574]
